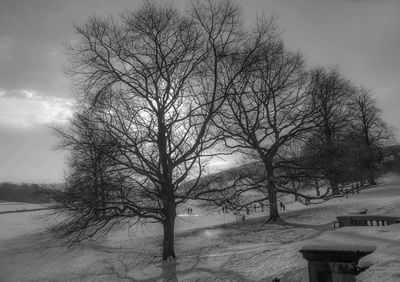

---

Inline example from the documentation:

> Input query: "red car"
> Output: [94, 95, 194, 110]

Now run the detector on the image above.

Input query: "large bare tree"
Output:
[53, 0, 273, 260]
[217, 41, 316, 222]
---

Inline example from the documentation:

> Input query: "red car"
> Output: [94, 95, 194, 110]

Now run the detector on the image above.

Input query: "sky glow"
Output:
[0, 89, 72, 128]
[0, 0, 400, 182]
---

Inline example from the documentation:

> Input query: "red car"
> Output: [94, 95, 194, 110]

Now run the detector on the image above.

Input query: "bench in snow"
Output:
[333, 209, 368, 228]
[336, 214, 400, 228]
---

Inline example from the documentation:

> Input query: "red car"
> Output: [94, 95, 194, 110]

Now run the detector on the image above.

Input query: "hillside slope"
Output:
[0, 173, 399, 281]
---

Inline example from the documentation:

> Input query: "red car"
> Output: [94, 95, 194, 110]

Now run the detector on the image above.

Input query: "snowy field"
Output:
[0, 201, 47, 213]
[0, 174, 400, 281]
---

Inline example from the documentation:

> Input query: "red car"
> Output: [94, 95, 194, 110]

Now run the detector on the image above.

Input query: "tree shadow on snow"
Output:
[0, 231, 74, 256]
[106, 255, 263, 282]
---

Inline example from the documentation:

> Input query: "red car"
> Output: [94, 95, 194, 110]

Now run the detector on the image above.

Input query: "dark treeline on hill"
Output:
[0, 183, 62, 204]
[381, 145, 400, 173]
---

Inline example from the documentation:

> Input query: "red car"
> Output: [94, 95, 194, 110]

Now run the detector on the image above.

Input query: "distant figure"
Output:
[261, 203, 264, 212]
[279, 201, 285, 211]
[242, 215, 246, 221]
[190, 208, 193, 215]
[187, 207, 190, 215]
[356, 183, 360, 194]
[246, 207, 250, 215]
[253, 204, 257, 212]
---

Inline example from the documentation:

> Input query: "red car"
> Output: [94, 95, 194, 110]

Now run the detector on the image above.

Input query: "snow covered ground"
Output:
[0, 173, 400, 281]
[0, 201, 46, 213]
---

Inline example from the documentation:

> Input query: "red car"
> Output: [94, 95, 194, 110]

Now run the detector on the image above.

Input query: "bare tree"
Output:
[349, 88, 391, 185]
[53, 0, 273, 260]
[217, 41, 315, 222]
[305, 66, 354, 192]
[45, 107, 122, 238]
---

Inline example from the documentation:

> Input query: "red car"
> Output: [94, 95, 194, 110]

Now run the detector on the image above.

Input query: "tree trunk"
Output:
[264, 161, 280, 223]
[266, 180, 280, 223]
[291, 178, 299, 201]
[158, 117, 176, 260]
[162, 204, 176, 260]
[314, 178, 320, 196]
[93, 172, 100, 220]
[325, 135, 339, 194]
[328, 171, 339, 193]
[100, 182, 106, 217]
[368, 167, 376, 185]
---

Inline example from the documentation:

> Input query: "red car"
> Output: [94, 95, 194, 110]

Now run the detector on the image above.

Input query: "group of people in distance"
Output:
[184, 200, 290, 220]
[187, 182, 364, 218]
[351, 183, 361, 194]
[221, 201, 287, 215]
[221, 201, 289, 214]
[342, 182, 362, 198]
[189, 182, 365, 218]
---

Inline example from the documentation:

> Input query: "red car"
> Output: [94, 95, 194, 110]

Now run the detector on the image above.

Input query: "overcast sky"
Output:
[0, 0, 399, 183]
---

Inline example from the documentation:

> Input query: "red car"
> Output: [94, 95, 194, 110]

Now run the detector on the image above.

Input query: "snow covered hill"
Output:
[0, 173, 399, 281]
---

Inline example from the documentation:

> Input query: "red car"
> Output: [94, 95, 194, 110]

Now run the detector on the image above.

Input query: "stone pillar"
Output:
[299, 244, 376, 282]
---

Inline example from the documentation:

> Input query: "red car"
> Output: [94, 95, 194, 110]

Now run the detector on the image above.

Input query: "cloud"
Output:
[0, 89, 36, 99]
[0, 89, 73, 128]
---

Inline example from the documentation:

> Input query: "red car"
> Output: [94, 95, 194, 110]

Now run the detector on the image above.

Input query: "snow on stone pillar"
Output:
[299, 244, 376, 282]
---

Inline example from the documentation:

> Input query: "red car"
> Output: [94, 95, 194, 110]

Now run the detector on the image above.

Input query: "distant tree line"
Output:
[44, 0, 396, 260]
[0, 183, 52, 204]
